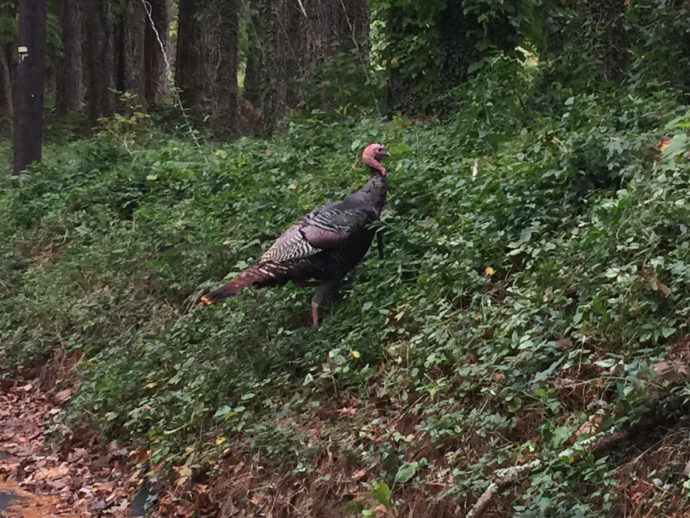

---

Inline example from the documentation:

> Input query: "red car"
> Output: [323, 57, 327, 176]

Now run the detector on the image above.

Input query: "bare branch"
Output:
[296, 0, 308, 18]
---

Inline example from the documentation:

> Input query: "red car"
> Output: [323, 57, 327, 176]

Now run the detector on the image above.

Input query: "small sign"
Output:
[17, 46, 28, 53]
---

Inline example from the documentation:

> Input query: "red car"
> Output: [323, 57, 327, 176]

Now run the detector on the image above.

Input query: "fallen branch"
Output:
[467, 398, 686, 518]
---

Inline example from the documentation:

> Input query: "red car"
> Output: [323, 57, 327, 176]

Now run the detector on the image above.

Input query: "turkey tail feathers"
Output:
[200, 263, 289, 305]
[200, 267, 265, 305]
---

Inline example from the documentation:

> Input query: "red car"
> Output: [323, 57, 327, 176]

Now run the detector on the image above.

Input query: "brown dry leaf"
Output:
[133, 448, 150, 463]
[642, 267, 671, 296]
[653, 359, 689, 384]
[94, 480, 116, 494]
[658, 136, 673, 151]
[373, 504, 390, 514]
[67, 448, 87, 463]
[173, 465, 193, 486]
[573, 415, 602, 440]
[53, 389, 73, 404]
[652, 361, 670, 374]
[233, 461, 245, 474]
[250, 491, 262, 505]
[34, 465, 69, 481]
[555, 337, 573, 349]
[351, 469, 367, 480]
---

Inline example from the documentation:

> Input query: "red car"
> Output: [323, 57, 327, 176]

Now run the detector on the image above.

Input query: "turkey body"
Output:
[201, 143, 388, 325]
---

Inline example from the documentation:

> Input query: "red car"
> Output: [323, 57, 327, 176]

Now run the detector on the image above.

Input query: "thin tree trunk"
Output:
[121, 0, 147, 104]
[144, 0, 169, 105]
[55, 0, 82, 115]
[13, 0, 47, 182]
[0, 36, 13, 133]
[243, 0, 263, 113]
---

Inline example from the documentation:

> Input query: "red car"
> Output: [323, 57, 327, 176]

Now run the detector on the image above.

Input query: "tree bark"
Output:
[176, 0, 206, 111]
[83, 0, 116, 121]
[13, 0, 47, 181]
[0, 35, 13, 133]
[55, 0, 82, 115]
[144, 0, 169, 105]
[120, 0, 147, 104]
[256, 0, 287, 135]
[212, 0, 239, 137]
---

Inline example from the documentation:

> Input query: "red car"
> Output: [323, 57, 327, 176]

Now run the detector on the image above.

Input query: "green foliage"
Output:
[627, 0, 690, 92]
[2, 51, 690, 514]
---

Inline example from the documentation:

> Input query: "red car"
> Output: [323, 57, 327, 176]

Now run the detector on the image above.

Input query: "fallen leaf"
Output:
[658, 136, 673, 151]
[173, 465, 192, 486]
[53, 389, 73, 404]
[352, 469, 366, 480]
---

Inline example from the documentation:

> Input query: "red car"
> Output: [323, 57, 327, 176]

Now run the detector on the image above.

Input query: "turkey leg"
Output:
[310, 280, 339, 326]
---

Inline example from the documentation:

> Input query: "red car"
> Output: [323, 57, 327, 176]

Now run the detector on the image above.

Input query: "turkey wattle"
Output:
[200, 143, 389, 326]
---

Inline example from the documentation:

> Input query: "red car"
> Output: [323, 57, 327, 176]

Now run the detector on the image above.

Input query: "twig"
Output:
[139, 0, 204, 156]
[296, 0, 308, 18]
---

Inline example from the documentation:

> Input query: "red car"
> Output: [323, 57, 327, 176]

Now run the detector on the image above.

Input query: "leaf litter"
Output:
[0, 378, 139, 517]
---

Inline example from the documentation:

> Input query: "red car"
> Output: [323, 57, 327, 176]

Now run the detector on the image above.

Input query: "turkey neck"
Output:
[350, 169, 387, 215]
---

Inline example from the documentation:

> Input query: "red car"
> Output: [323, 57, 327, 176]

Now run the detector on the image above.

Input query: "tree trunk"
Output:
[83, 0, 116, 121]
[13, 0, 47, 181]
[144, 0, 169, 105]
[255, 0, 288, 135]
[0, 35, 13, 133]
[120, 0, 147, 104]
[55, 0, 82, 115]
[212, 0, 239, 137]
[176, 0, 206, 111]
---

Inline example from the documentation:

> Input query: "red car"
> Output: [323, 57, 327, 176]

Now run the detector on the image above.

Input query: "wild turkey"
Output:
[200, 143, 389, 326]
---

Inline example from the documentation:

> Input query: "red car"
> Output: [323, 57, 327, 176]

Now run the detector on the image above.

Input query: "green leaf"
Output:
[341, 499, 365, 515]
[661, 326, 676, 338]
[552, 425, 570, 447]
[394, 461, 418, 483]
[519, 227, 533, 243]
[213, 405, 232, 419]
[373, 481, 392, 509]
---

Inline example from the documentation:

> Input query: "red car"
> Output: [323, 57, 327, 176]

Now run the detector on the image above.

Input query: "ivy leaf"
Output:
[213, 405, 232, 419]
[394, 461, 418, 484]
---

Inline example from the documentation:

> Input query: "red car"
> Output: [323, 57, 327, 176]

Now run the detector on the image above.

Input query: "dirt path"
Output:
[0, 379, 140, 517]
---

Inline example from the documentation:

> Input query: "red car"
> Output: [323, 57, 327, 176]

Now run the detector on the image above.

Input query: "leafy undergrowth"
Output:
[2, 56, 690, 516]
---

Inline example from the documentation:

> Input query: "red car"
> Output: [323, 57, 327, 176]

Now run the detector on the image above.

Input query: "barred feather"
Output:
[260, 224, 320, 263]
